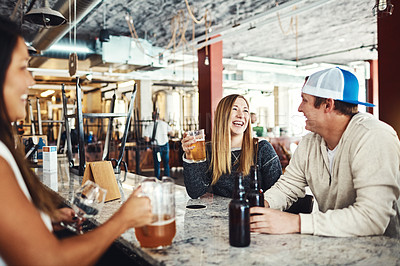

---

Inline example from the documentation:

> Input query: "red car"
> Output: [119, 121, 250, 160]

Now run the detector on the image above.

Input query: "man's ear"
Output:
[325, 98, 335, 112]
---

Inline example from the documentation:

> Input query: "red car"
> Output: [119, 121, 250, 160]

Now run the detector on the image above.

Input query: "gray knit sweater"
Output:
[183, 140, 282, 199]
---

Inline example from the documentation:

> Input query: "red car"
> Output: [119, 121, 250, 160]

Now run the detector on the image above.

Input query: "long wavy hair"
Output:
[0, 17, 60, 216]
[210, 94, 254, 185]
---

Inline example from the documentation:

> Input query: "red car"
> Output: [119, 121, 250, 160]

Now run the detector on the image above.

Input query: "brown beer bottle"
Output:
[229, 172, 250, 247]
[247, 165, 265, 208]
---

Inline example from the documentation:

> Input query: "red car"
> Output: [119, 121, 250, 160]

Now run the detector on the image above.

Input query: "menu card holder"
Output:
[82, 161, 121, 202]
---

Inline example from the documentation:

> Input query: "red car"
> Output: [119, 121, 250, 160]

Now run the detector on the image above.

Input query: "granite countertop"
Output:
[48, 169, 400, 266]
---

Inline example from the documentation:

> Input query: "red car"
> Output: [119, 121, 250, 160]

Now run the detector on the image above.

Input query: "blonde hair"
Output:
[210, 94, 254, 185]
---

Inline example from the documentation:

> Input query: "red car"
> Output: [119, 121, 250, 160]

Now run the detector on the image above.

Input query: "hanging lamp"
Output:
[24, 0, 67, 27]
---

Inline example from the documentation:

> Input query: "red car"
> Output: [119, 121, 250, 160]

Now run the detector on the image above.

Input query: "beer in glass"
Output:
[135, 214, 176, 248]
[135, 177, 176, 248]
[187, 129, 206, 162]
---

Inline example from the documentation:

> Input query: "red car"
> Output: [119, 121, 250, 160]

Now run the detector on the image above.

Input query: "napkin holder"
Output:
[82, 161, 121, 202]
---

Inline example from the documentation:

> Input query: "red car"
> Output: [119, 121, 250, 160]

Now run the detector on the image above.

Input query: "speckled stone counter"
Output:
[49, 170, 400, 266]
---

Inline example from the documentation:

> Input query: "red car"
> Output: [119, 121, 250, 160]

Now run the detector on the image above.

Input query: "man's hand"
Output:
[250, 207, 300, 234]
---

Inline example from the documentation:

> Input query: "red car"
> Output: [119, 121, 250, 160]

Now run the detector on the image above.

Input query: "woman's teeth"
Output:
[233, 121, 244, 126]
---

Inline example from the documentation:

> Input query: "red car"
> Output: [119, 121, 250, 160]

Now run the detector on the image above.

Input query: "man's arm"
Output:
[256, 128, 400, 237]
[250, 157, 306, 234]
[249, 137, 309, 234]
[304, 128, 400, 237]
[263, 137, 309, 211]
[250, 135, 322, 235]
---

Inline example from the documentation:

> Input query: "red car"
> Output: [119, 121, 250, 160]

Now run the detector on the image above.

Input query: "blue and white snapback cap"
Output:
[302, 67, 375, 107]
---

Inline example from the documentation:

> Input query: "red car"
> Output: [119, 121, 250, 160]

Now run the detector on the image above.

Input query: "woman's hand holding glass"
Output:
[182, 130, 206, 162]
[115, 186, 153, 229]
[61, 180, 107, 234]
[181, 132, 196, 159]
[52, 207, 84, 231]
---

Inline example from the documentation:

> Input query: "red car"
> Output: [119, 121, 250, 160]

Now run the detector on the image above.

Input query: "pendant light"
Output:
[24, 0, 67, 27]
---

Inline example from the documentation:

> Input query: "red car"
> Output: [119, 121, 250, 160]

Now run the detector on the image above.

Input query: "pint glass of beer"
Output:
[187, 129, 206, 162]
[135, 177, 176, 249]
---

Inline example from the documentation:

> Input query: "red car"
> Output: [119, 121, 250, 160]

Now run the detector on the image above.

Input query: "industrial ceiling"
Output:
[0, 0, 379, 88]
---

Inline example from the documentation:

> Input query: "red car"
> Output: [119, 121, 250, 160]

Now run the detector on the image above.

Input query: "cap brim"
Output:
[338, 99, 375, 107]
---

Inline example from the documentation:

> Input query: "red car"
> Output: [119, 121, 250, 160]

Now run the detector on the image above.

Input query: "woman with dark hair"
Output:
[182, 94, 282, 199]
[0, 16, 152, 265]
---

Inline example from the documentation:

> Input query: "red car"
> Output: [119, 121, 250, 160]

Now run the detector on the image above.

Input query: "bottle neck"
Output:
[251, 165, 261, 190]
[233, 173, 246, 200]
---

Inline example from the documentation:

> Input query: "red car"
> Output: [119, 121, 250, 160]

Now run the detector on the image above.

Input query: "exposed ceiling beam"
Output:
[186, 0, 307, 49]
[192, 0, 335, 52]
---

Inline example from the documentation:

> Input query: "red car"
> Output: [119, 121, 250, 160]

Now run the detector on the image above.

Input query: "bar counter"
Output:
[42, 169, 400, 265]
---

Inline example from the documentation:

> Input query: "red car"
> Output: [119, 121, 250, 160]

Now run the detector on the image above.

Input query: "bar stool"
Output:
[61, 79, 136, 193]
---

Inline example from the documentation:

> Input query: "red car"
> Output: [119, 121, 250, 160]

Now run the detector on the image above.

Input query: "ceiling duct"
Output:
[38, 38, 96, 60]
[31, 0, 102, 51]
[101, 35, 167, 71]
[30, 35, 167, 71]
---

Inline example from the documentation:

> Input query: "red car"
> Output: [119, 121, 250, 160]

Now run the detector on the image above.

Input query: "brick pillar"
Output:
[378, 9, 400, 134]
[197, 39, 223, 141]
[367, 59, 378, 116]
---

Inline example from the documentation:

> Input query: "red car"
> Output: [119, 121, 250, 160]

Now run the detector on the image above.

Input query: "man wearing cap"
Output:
[250, 67, 400, 237]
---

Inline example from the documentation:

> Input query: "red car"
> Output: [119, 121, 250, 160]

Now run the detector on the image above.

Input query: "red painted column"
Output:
[367, 59, 379, 116]
[197, 39, 223, 141]
[378, 9, 400, 135]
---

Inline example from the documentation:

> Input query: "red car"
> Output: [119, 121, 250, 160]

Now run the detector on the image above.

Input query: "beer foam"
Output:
[151, 218, 175, 226]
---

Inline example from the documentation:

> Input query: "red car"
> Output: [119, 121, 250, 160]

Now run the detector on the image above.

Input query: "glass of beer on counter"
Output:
[187, 129, 206, 162]
[135, 177, 176, 249]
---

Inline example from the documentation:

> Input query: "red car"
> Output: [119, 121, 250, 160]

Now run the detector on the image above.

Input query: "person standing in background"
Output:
[250, 112, 258, 137]
[16, 120, 24, 135]
[250, 112, 257, 125]
[143, 111, 172, 179]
